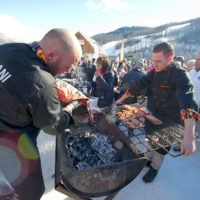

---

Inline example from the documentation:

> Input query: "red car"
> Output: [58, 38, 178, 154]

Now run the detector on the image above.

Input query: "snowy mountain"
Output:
[99, 17, 200, 61]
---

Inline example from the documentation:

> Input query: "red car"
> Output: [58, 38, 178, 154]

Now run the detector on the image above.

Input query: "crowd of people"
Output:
[79, 56, 149, 107]
[79, 50, 200, 112]
[0, 28, 199, 199]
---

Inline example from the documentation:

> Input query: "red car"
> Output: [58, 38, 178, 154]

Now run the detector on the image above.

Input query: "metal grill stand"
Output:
[55, 113, 147, 200]
[55, 100, 186, 199]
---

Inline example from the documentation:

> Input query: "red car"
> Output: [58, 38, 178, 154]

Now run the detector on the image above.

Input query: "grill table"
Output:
[55, 102, 185, 200]
[55, 113, 147, 200]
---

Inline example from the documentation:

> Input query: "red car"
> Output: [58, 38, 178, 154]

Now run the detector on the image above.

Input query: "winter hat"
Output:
[134, 60, 144, 69]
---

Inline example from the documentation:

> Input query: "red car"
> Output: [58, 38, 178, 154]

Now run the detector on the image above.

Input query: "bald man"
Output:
[187, 59, 196, 72]
[39, 29, 82, 75]
[0, 28, 82, 199]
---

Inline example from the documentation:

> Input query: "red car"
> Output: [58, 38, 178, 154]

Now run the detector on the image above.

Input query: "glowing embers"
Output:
[65, 128, 122, 170]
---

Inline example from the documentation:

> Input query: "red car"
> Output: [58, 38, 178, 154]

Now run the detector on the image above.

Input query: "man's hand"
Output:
[181, 118, 196, 156]
[180, 135, 196, 156]
[115, 98, 123, 105]
[94, 70, 101, 78]
[64, 103, 75, 116]
[115, 93, 129, 104]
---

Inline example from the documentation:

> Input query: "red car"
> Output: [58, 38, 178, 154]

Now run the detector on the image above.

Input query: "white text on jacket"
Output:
[0, 65, 12, 83]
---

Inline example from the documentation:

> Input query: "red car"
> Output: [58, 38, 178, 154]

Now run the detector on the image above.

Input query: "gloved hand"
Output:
[63, 101, 80, 116]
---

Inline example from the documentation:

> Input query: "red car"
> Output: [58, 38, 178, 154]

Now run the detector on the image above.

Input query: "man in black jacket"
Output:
[0, 28, 82, 199]
[118, 60, 145, 104]
[85, 58, 97, 83]
[84, 59, 97, 93]
[116, 42, 199, 183]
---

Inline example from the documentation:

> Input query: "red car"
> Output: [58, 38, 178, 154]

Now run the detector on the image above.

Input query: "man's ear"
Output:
[46, 51, 57, 62]
[166, 52, 173, 63]
[168, 55, 173, 63]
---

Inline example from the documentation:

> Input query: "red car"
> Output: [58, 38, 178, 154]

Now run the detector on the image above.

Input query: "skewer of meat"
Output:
[145, 115, 162, 125]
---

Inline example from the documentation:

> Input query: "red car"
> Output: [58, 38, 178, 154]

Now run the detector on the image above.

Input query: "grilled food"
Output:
[117, 104, 162, 127]
[145, 115, 162, 125]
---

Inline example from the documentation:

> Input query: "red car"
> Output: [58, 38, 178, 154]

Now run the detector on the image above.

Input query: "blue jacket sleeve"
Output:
[128, 71, 153, 95]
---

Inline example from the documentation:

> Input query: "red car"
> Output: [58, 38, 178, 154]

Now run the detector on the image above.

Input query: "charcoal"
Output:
[65, 128, 121, 170]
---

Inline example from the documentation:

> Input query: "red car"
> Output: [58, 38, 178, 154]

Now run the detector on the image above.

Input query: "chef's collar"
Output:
[162, 62, 173, 72]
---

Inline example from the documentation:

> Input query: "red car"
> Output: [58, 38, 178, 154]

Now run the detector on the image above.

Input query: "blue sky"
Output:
[0, 0, 199, 41]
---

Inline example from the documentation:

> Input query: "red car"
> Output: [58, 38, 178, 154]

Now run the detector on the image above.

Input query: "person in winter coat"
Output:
[117, 60, 145, 104]
[189, 54, 200, 108]
[188, 54, 200, 139]
[110, 60, 120, 100]
[84, 59, 97, 93]
[116, 42, 199, 183]
[0, 28, 82, 200]
[92, 56, 114, 108]
[117, 61, 126, 80]
[186, 59, 196, 72]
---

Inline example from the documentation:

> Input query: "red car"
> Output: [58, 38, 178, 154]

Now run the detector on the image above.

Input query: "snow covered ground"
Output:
[38, 129, 200, 200]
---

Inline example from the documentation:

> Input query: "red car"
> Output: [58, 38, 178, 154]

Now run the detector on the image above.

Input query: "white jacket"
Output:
[189, 69, 200, 107]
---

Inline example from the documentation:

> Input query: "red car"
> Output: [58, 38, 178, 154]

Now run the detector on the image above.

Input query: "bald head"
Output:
[39, 28, 82, 75]
[187, 59, 196, 71]
[40, 29, 81, 54]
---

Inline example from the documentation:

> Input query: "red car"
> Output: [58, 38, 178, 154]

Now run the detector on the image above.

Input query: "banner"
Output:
[120, 40, 124, 61]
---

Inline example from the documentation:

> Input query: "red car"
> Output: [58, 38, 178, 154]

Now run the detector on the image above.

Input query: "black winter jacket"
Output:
[0, 43, 73, 134]
[85, 64, 96, 82]
[118, 68, 144, 104]
[121, 68, 145, 92]
[92, 71, 114, 108]
[128, 63, 198, 123]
